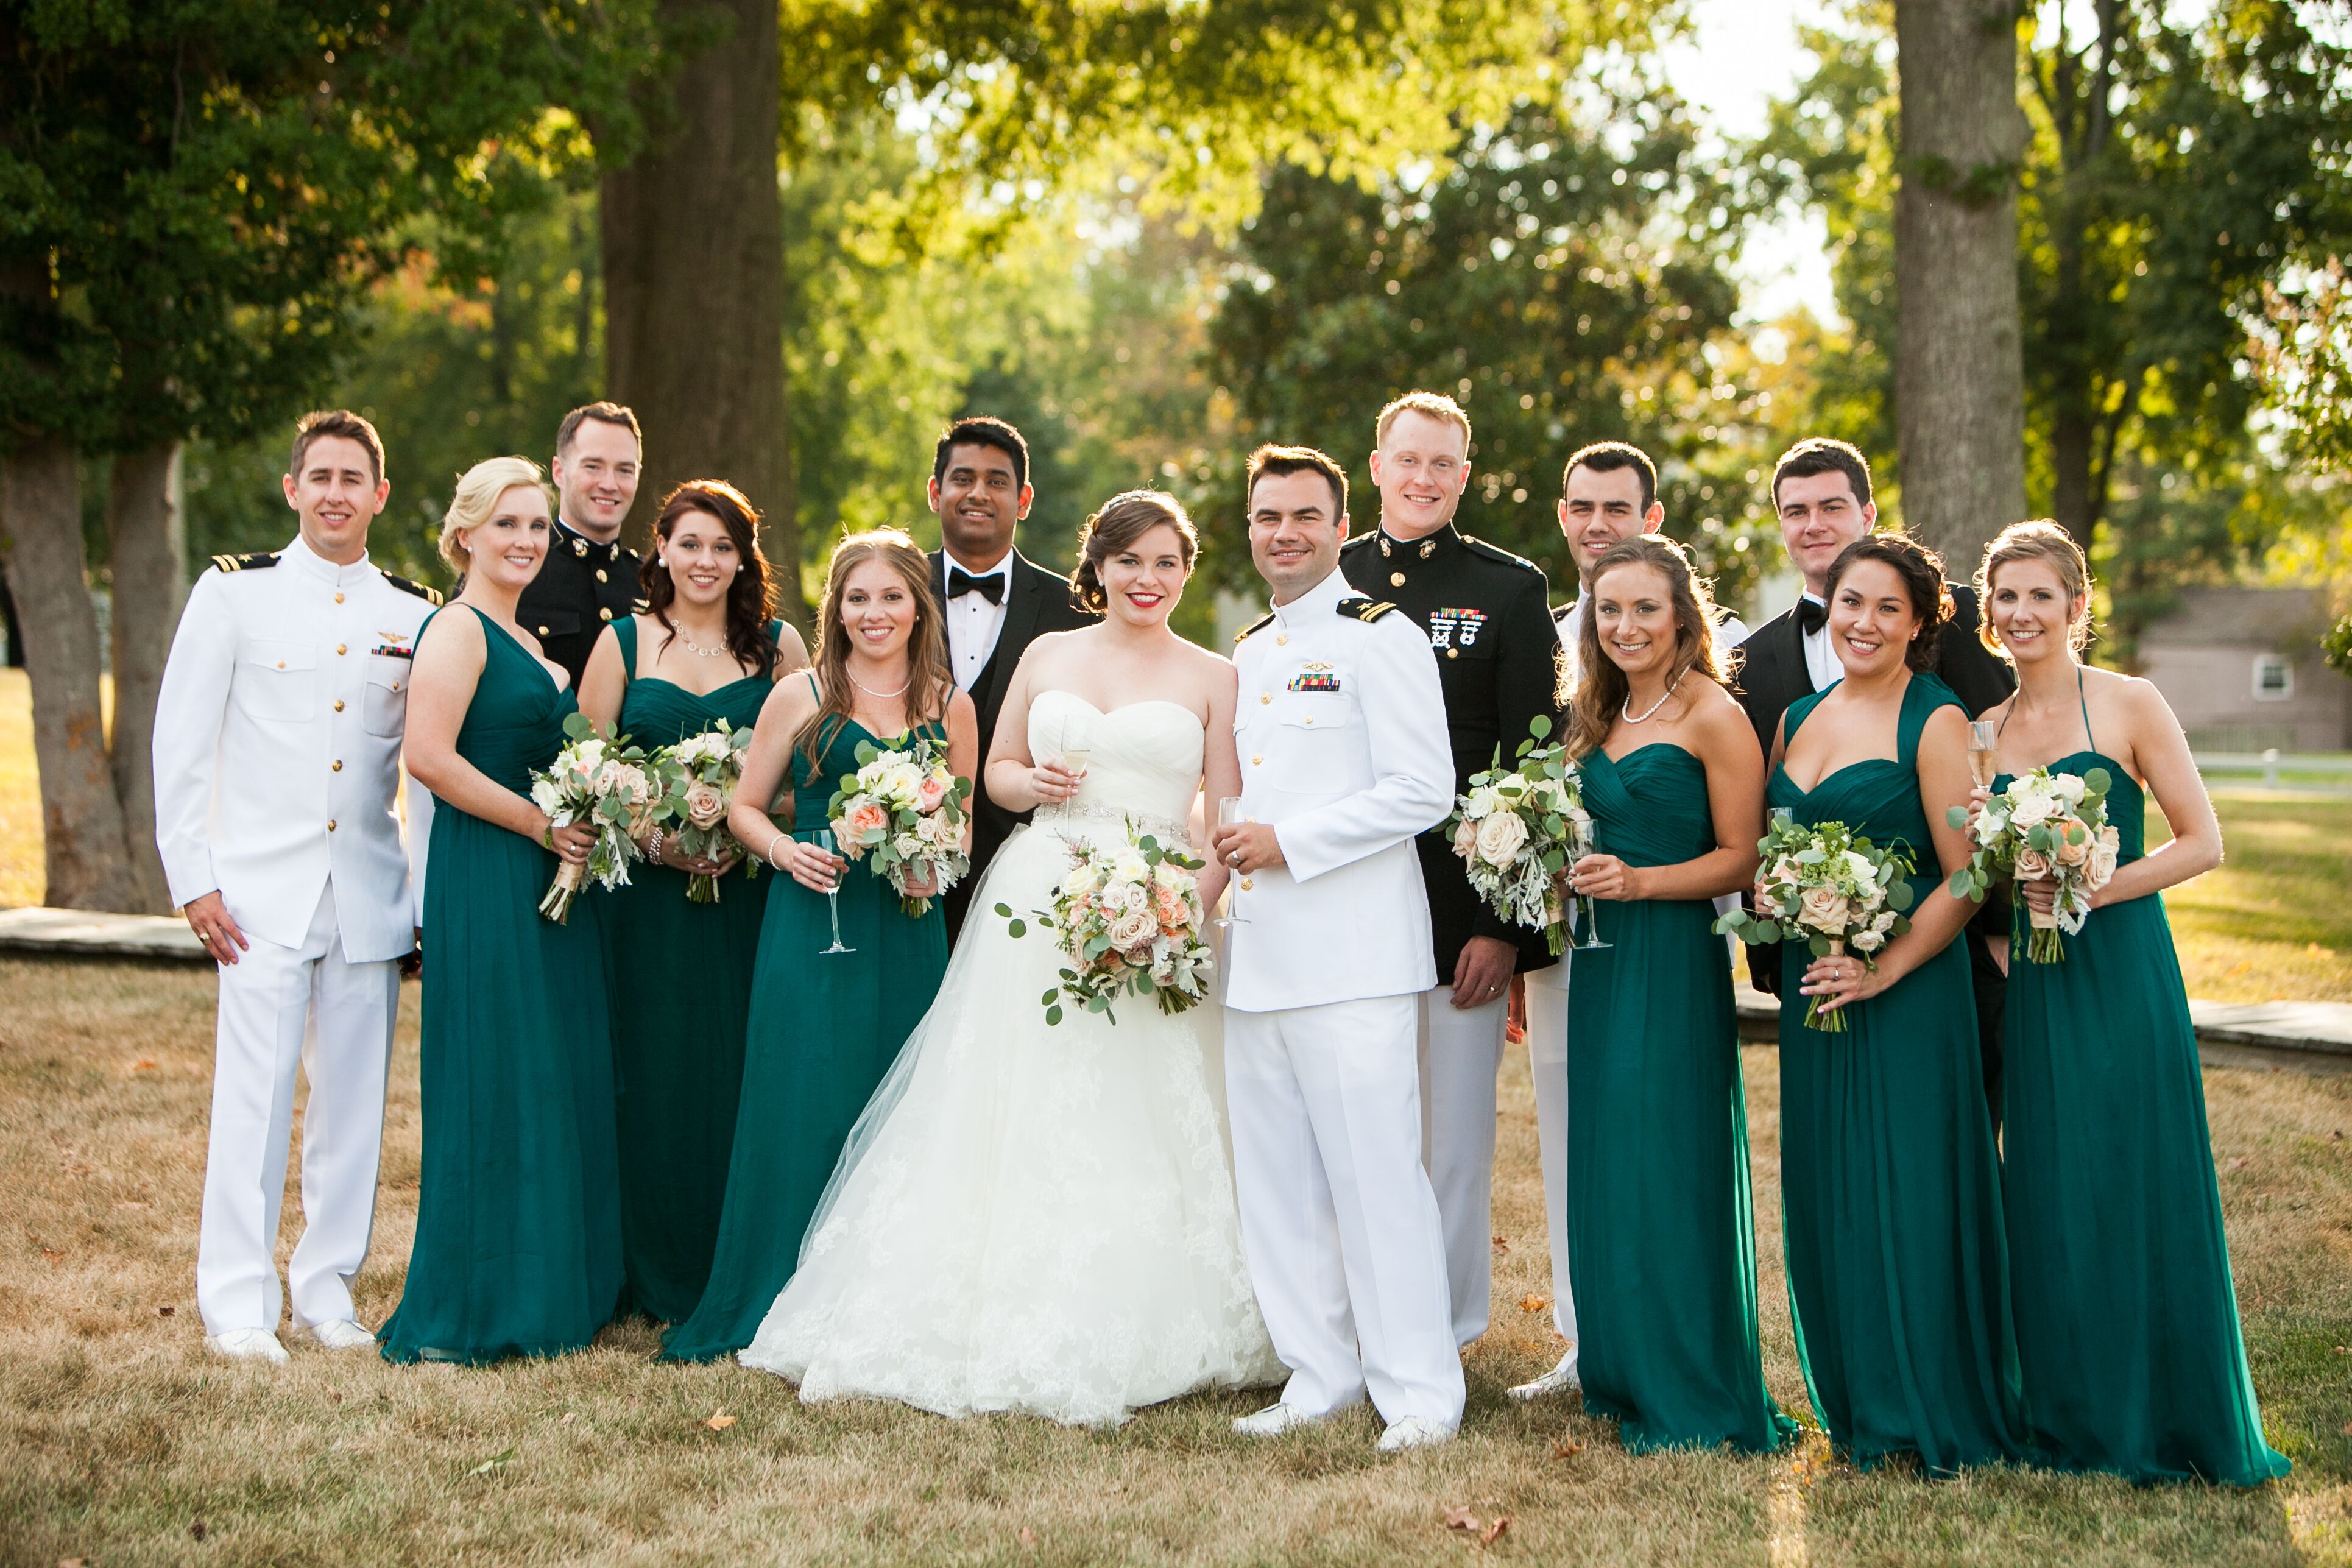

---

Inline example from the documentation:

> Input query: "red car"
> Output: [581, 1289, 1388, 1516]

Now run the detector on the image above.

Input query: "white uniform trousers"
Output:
[1226, 995, 1464, 1427]
[196, 883, 398, 1335]
[1522, 976, 1580, 1351]
[1415, 984, 1510, 1345]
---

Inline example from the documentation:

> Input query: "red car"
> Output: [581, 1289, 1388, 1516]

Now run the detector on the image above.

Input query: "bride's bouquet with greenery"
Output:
[1946, 765, 2119, 963]
[995, 822, 1213, 1026]
[1716, 816, 1916, 1032]
[1445, 715, 1581, 955]
[652, 722, 757, 904]
[529, 714, 660, 923]
[827, 737, 972, 916]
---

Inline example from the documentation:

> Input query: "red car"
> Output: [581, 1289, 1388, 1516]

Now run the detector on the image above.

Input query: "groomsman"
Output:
[1217, 445, 1463, 1452]
[923, 415, 1097, 939]
[518, 401, 643, 690]
[1338, 391, 1563, 1349]
[1732, 437, 2015, 1114]
[153, 411, 439, 1362]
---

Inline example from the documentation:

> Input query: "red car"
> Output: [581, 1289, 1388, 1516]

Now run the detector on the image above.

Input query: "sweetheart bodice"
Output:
[1028, 690, 1205, 832]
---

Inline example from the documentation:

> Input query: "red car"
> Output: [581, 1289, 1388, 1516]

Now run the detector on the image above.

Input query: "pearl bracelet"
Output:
[766, 836, 789, 871]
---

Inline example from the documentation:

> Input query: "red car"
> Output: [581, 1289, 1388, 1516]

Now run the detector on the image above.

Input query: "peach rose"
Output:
[846, 801, 890, 841]
[916, 772, 948, 812]
[1797, 883, 1850, 933]
[1452, 816, 1481, 861]
[2053, 824, 2090, 866]
[2013, 846, 2052, 881]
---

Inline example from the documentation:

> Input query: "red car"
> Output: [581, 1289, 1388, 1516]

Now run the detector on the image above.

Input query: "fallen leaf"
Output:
[701, 1408, 736, 1432]
[2227, 960, 2253, 977]
[132, 1059, 156, 1073]
[468, 1447, 516, 1477]
[1017, 1528, 1038, 1548]
[157, 1305, 174, 1317]
[561, 1411, 576, 1424]
[2228, 1156, 2251, 1170]
[2341, 1422, 2352, 1436]
[191, 1517, 208, 1540]
[1517, 1294, 1550, 1314]
[326, 1388, 342, 1404]
[1480, 1516, 1513, 1547]
[40, 1248, 63, 1266]
[2309, 942, 2333, 958]
[1552, 1439, 1585, 1460]
[1443, 1505, 1481, 1531]
[1490, 1235, 1510, 1256]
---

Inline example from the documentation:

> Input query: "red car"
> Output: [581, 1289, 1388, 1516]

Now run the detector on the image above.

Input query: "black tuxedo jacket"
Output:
[930, 548, 1098, 938]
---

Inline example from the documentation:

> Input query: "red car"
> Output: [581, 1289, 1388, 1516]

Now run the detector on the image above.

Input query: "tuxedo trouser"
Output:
[1520, 973, 1580, 1349]
[196, 883, 398, 1335]
[1415, 984, 1510, 1346]
[1226, 996, 1464, 1427]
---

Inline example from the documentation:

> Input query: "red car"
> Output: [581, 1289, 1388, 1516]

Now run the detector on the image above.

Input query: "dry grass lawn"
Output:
[7, 956, 2352, 1566]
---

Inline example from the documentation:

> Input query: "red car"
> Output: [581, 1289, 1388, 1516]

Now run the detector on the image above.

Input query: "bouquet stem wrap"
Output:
[529, 714, 659, 923]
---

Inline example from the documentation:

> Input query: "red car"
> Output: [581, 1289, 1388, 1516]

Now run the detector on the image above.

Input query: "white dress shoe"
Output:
[1232, 1403, 1319, 1438]
[1507, 1348, 1581, 1402]
[1375, 1415, 1457, 1452]
[205, 1328, 290, 1365]
[303, 1319, 377, 1351]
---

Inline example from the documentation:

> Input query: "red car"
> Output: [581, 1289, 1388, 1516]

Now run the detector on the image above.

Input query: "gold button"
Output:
[331, 760, 343, 772]
[1252, 755, 1263, 766]
[1240, 878, 1254, 891]
[599, 607, 613, 621]
[595, 569, 607, 583]
[1304, 716, 1314, 725]
[539, 626, 550, 635]
[1390, 571, 1406, 587]
[333, 592, 344, 604]
[390, 681, 399, 691]
[336, 643, 347, 655]
[333, 699, 345, 712]
[1447, 648, 1459, 659]
[1276, 634, 1288, 646]
[327, 819, 337, 832]
[276, 661, 285, 669]
[1260, 693, 1271, 705]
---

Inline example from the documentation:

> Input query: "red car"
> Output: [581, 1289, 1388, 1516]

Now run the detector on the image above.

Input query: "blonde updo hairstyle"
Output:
[1976, 519, 2094, 657]
[1071, 489, 1198, 612]
[439, 456, 551, 573]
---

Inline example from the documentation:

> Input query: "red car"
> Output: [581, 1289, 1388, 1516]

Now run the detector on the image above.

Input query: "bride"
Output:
[739, 490, 1283, 1424]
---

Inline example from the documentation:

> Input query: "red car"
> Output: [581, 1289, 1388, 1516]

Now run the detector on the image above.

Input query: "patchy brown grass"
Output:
[4, 957, 2351, 1564]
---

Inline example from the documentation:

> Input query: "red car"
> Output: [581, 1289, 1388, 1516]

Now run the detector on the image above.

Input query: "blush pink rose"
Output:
[916, 772, 948, 812]
[846, 801, 890, 841]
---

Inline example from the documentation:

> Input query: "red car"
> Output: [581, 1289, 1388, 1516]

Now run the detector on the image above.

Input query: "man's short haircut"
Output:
[1245, 443, 1348, 517]
[931, 415, 1030, 490]
[1563, 440, 1658, 512]
[1374, 390, 1472, 450]
[556, 401, 643, 459]
[1771, 437, 1873, 510]
[289, 410, 386, 485]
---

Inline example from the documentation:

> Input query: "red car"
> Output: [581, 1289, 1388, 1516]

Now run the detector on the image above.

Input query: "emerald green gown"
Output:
[1768, 673, 2021, 1472]
[601, 616, 779, 1324]
[1996, 680, 2288, 1486]
[659, 692, 951, 1363]
[1567, 743, 1796, 1455]
[380, 607, 623, 1364]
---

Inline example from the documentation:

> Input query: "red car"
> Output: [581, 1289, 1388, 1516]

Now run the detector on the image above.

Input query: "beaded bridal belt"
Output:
[1044, 801, 1194, 849]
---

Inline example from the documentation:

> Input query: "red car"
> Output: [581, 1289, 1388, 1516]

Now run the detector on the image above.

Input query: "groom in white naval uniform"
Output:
[153, 410, 439, 1363]
[1212, 445, 1463, 1452]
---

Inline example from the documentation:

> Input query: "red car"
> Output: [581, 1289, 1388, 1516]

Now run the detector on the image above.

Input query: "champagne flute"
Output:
[1967, 719, 2000, 789]
[1058, 710, 1093, 820]
[1569, 817, 1611, 952]
[1213, 796, 1250, 927]
[804, 826, 853, 955]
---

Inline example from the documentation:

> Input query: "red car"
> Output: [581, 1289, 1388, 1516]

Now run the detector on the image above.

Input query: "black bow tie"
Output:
[948, 567, 1005, 605]
[1796, 598, 1828, 635]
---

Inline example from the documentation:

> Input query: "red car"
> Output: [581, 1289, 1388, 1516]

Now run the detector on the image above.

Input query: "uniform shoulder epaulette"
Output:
[1234, 612, 1276, 644]
[1337, 596, 1399, 623]
[1338, 532, 1376, 553]
[209, 551, 279, 574]
[381, 573, 444, 606]
[1552, 600, 1575, 623]
[1460, 535, 1543, 573]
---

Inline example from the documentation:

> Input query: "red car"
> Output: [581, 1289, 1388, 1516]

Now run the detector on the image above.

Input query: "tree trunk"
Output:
[2049, 406, 2098, 553]
[105, 440, 185, 913]
[601, 0, 806, 626]
[1891, 0, 2030, 571]
[0, 436, 147, 911]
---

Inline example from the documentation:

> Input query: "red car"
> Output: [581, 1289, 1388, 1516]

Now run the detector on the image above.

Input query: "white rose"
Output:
[2052, 771, 2087, 805]
[1475, 810, 1530, 868]
[1465, 786, 1502, 819]
[1843, 850, 1877, 886]
[1851, 928, 1887, 954]
[2086, 825, 2121, 888]
[2008, 789, 2056, 828]
[1872, 909, 1897, 934]
[530, 779, 563, 813]
[1112, 851, 1151, 884]
[1063, 861, 1101, 900]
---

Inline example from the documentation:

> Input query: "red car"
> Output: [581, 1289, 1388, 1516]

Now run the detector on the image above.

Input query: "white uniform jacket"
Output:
[152, 536, 437, 961]
[1225, 567, 1455, 1013]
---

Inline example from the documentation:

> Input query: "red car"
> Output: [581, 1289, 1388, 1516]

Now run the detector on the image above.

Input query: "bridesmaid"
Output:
[381, 457, 623, 1363]
[577, 481, 810, 1326]
[1974, 521, 2287, 1486]
[1773, 532, 2021, 1474]
[1560, 536, 1796, 1455]
[660, 529, 977, 1363]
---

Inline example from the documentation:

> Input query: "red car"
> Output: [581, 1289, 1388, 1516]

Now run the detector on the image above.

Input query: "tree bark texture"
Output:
[601, 0, 806, 624]
[1892, 0, 2030, 570]
[0, 436, 147, 911]
[104, 440, 185, 912]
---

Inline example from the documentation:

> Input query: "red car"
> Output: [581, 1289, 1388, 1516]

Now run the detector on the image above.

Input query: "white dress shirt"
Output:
[942, 549, 1013, 692]
[1799, 590, 1839, 691]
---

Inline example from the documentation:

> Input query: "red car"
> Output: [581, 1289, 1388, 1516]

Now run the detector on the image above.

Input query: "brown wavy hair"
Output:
[797, 529, 954, 770]
[1976, 518, 2094, 657]
[1566, 535, 1728, 760]
[1823, 532, 1952, 673]
[641, 480, 778, 673]
[1071, 490, 1197, 612]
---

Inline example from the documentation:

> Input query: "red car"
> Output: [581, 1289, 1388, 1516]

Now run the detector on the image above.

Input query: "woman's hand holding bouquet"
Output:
[827, 738, 972, 916]
[1715, 816, 1916, 1032]
[1945, 766, 2117, 962]
[529, 713, 661, 922]
[997, 822, 1214, 1025]
[654, 723, 756, 903]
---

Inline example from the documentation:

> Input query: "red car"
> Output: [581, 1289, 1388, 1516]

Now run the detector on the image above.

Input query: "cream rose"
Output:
[1452, 816, 1481, 861]
[1475, 810, 1530, 867]
[2013, 846, 2053, 881]
[2008, 789, 2057, 828]
[1108, 907, 1158, 950]
[684, 779, 728, 828]
[2086, 825, 2121, 888]
[1797, 883, 1851, 933]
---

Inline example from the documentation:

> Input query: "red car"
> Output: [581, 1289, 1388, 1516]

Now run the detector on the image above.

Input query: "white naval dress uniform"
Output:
[152, 537, 437, 1338]
[1528, 592, 1750, 1351]
[1224, 567, 1463, 1427]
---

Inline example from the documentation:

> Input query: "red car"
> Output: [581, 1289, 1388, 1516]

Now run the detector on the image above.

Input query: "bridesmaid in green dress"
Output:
[577, 481, 810, 1325]
[660, 528, 978, 1363]
[1972, 521, 2286, 1486]
[382, 457, 624, 1363]
[1771, 533, 2021, 1474]
[1559, 537, 1796, 1455]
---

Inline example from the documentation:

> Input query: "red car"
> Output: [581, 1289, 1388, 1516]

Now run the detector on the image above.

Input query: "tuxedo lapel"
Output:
[980, 551, 1050, 728]
[928, 549, 949, 612]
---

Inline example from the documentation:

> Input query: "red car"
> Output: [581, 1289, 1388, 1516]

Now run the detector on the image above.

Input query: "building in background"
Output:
[2136, 586, 2350, 752]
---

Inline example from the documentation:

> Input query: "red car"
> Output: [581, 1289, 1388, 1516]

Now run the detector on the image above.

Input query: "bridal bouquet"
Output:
[1945, 765, 2119, 963]
[652, 723, 757, 904]
[1715, 816, 1916, 1033]
[1445, 715, 1581, 955]
[529, 714, 660, 923]
[995, 822, 1213, 1026]
[827, 737, 972, 916]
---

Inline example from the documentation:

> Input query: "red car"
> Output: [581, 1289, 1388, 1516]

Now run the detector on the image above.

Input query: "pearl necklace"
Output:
[847, 666, 912, 699]
[1622, 672, 1683, 724]
[677, 630, 732, 660]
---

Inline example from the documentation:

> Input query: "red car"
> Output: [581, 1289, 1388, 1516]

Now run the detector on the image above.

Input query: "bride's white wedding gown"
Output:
[739, 690, 1282, 1425]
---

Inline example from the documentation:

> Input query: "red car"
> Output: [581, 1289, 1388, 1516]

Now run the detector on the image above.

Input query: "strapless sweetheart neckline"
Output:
[1031, 691, 1201, 724]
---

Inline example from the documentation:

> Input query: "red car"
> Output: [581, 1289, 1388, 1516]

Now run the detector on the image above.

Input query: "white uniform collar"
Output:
[282, 534, 376, 587]
[1270, 563, 1350, 630]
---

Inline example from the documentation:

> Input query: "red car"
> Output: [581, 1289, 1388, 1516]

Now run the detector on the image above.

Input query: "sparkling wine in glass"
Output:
[1050, 709, 1093, 824]
[1967, 719, 2001, 789]
[807, 827, 853, 954]
[1213, 796, 1250, 927]
[1569, 818, 1611, 952]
